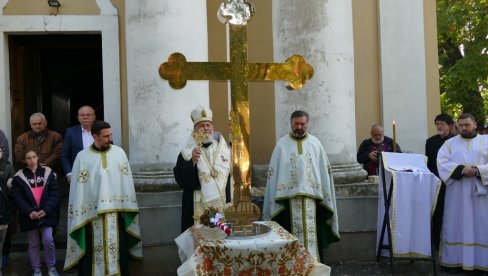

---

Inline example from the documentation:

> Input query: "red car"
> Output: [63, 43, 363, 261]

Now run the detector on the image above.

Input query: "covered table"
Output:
[175, 221, 330, 275]
[376, 152, 441, 258]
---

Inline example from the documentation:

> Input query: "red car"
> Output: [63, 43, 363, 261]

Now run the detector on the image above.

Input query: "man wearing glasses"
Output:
[425, 113, 455, 251]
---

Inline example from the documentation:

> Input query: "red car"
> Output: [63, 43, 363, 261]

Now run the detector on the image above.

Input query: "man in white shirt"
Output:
[61, 105, 96, 183]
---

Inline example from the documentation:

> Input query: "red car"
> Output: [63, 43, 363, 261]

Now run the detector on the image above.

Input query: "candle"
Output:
[393, 121, 397, 152]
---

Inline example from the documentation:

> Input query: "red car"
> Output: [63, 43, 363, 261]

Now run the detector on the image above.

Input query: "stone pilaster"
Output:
[125, 0, 211, 169]
[124, 1, 212, 272]
[272, 0, 366, 184]
[378, 0, 430, 153]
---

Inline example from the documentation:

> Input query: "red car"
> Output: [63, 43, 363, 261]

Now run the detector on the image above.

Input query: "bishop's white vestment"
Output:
[64, 145, 143, 275]
[180, 132, 231, 224]
[437, 134, 488, 271]
[263, 133, 340, 262]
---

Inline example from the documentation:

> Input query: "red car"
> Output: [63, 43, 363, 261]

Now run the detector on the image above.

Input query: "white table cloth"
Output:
[377, 152, 441, 258]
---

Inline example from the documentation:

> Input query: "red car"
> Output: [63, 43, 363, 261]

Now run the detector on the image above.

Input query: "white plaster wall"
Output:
[272, 0, 358, 165]
[378, 0, 428, 153]
[0, 34, 11, 159]
[125, 1, 209, 168]
[0, 0, 122, 149]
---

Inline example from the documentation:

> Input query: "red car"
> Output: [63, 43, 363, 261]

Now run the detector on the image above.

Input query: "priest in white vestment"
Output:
[437, 113, 488, 272]
[263, 110, 340, 263]
[64, 121, 142, 276]
[173, 106, 231, 232]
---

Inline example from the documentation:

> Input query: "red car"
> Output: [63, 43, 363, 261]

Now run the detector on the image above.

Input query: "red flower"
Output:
[202, 258, 213, 272]
[257, 268, 271, 276]
[238, 269, 253, 276]
[294, 256, 305, 273]
[223, 267, 232, 275]
[278, 265, 287, 274]
[221, 155, 228, 162]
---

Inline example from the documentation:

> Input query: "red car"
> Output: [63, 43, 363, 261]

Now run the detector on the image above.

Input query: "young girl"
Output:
[11, 149, 59, 276]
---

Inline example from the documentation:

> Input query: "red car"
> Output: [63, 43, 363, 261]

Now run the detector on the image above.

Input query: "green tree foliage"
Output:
[437, 0, 488, 125]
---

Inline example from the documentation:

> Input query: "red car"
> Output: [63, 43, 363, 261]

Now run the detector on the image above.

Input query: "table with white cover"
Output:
[376, 152, 441, 258]
[175, 221, 330, 276]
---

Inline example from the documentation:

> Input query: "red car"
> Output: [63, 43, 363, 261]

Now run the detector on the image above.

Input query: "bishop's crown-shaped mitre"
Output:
[190, 105, 213, 126]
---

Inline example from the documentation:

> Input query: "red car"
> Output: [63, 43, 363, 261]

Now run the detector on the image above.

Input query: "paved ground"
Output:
[3, 196, 487, 276]
[3, 252, 488, 276]
[330, 259, 488, 276]
[2, 250, 76, 276]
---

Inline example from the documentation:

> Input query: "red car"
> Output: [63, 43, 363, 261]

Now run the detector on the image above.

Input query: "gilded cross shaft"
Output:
[159, 0, 314, 225]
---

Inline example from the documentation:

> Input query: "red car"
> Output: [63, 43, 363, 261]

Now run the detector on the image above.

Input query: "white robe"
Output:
[263, 133, 340, 261]
[437, 134, 488, 271]
[64, 145, 143, 275]
[180, 132, 230, 223]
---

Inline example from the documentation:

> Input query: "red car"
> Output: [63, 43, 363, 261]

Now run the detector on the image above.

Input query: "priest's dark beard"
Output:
[292, 129, 305, 138]
[460, 131, 476, 139]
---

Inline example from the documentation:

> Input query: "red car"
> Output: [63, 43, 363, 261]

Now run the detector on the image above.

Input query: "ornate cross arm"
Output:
[159, 53, 314, 90]
[159, 53, 232, 89]
[248, 55, 314, 90]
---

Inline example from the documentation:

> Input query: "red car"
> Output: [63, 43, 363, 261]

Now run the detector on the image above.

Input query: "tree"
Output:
[437, 0, 488, 125]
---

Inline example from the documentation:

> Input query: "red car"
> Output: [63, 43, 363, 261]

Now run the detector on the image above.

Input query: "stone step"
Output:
[335, 181, 378, 197]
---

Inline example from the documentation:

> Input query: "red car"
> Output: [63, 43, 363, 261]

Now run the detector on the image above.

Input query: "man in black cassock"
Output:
[173, 106, 231, 232]
[425, 113, 454, 250]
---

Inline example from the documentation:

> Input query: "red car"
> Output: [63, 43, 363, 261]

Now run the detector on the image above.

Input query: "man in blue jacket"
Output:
[61, 106, 96, 183]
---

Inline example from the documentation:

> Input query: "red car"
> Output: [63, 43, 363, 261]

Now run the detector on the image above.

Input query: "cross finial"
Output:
[217, 0, 255, 25]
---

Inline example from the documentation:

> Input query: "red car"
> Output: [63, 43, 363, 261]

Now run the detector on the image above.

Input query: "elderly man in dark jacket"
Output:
[14, 113, 63, 170]
[357, 124, 402, 176]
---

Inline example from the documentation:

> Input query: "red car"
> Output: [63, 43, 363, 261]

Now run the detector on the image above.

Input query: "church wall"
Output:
[110, 0, 130, 151]
[3, 0, 99, 15]
[353, 0, 440, 152]
[273, 0, 360, 168]
[423, 0, 441, 136]
[352, 0, 382, 149]
[125, 0, 210, 169]
[378, 0, 430, 153]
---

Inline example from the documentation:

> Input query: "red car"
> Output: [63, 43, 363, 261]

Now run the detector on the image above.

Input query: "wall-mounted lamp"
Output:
[47, 0, 61, 7]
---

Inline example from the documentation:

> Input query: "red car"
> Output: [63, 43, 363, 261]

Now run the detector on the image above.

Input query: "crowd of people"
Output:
[0, 106, 487, 275]
[0, 106, 141, 276]
[355, 113, 488, 273]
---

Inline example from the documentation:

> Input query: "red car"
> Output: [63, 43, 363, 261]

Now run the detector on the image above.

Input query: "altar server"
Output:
[437, 113, 488, 272]
[64, 121, 142, 276]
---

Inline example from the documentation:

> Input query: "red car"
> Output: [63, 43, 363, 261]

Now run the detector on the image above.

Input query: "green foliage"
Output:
[437, 0, 488, 125]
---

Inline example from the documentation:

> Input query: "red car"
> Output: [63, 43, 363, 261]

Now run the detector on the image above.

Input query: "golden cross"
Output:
[192, 129, 209, 148]
[159, 0, 314, 225]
